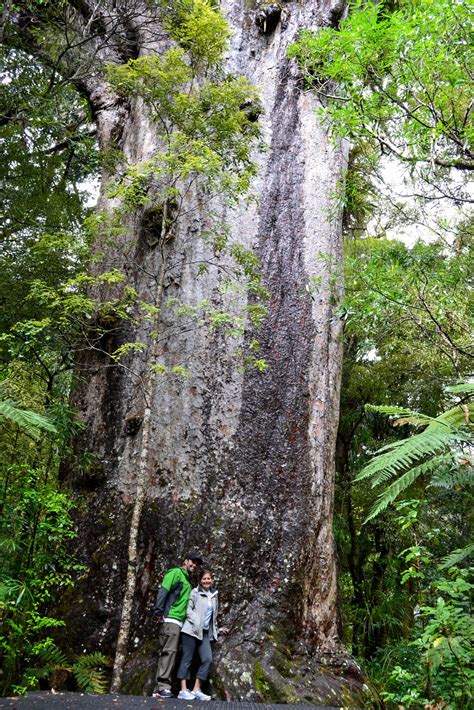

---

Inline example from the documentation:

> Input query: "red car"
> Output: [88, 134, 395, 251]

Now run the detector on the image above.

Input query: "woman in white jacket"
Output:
[177, 568, 222, 701]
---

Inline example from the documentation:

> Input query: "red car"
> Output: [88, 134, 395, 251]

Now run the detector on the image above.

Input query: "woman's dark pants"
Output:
[177, 630, 213, 681]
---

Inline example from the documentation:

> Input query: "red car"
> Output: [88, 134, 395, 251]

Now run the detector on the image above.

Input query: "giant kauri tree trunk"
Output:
[11, 0, 371, 704]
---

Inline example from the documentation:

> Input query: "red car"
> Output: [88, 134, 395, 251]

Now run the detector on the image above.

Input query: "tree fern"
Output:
[356, 387, 473, 521]
[0, 398, 57, 434]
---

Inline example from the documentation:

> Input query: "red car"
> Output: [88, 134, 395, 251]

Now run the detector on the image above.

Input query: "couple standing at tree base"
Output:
[152, 554, 225, 701]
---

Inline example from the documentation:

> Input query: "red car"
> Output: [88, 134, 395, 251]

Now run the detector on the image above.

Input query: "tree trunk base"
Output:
[120, 639, 378, 707]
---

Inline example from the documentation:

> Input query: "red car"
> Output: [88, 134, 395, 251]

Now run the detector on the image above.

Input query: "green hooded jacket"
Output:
[153, 567, 192, 622]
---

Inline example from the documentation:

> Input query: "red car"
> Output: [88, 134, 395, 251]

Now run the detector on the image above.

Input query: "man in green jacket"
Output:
[152, 554, 203, 698]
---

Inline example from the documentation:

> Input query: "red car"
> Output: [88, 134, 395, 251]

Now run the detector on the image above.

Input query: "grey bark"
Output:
[40, 0, 372, 704]
[110, 202, 170, 692]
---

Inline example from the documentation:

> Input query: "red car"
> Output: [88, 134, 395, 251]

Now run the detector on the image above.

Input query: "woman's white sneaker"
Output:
[193, 690, 211, 701]
[178, 690, 196, 700]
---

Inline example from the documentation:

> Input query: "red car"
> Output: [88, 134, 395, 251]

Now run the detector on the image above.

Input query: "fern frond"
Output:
[429, 460, 473, 488]
[0, 399, 57, 434]
[25, 640, 70, 683]
[439, 543, 474, 569]
[356, 428, 458, 484]
[365, 421, 459, 457]
[445, 382, 474, 395]
[364, 459, 444, 522]
[437, 403, 473, 427]
[366, 403, 449, 428]
[73, 652, 112, 694]
[359, 385, 473, 522]
[366, 404, 432, 420]
[31, 640, 68, 668]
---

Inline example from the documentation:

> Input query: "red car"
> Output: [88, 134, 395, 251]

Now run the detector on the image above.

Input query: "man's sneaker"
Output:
[178, 690, 196, 700]
[193, 690, 211, 701]
[153, 689, 175, 698]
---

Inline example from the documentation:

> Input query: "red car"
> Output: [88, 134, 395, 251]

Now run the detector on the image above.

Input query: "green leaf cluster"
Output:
[289, 0, 473, 172]
[163, 0, 231, 67]
[380, 566, 474, 709]
[107, 48, 261, 210]
[342, 237, 473, 375]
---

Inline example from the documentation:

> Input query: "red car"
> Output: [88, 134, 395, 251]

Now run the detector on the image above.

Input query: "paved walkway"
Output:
[0, 693, 342, 709]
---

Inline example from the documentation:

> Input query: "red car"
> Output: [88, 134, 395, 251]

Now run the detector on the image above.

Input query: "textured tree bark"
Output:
[46, 0, 372, 704]
[110, 204, 170, 692]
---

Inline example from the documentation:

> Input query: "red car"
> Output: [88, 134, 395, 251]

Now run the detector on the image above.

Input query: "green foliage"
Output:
[335, 235, 472, 688]
[439, 543, 474, 570]
[342, 238, 473, 375]
[0, 48, 98, 243]
[0, 463, 84, 695]
[289, 0, 473, 172]
[3, 630, 111, 696]
[351, 498, 473, 707]
[106, 0, 261, 234]
[380, 566, 474, 709]
[0, 363, 90, 695]
[356, 390, 473, 521]
[290, 0, 473, 249]
[0, 398, 57, 434]
[0, 46, 98, 367]
[72, 652, 112, 694]
[106, 49, 261, 211]
[163, 0, 231, 67]
[353, 380, 473, 708]
[0, 45, 106, 474]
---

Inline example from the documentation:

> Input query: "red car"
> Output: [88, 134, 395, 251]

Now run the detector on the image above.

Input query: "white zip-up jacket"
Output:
[181, 586, 219, 641]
